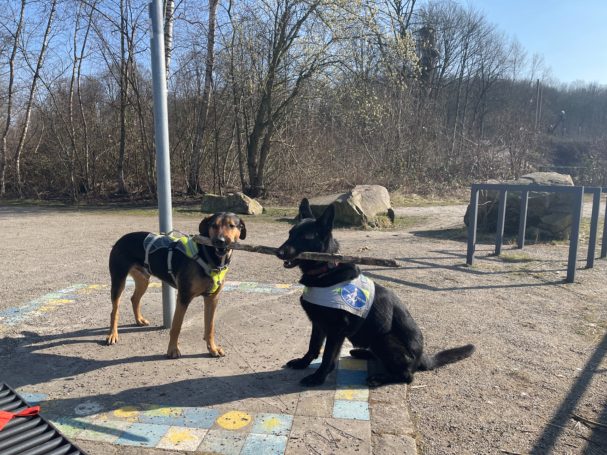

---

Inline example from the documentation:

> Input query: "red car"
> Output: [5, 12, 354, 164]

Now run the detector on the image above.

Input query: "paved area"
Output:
[1, 277, 416, 454]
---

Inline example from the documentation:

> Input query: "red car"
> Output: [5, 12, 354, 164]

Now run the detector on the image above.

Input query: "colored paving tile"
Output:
[114, 422, 170, 447]
[198, 429, 248, 455]
[139, 406, 187, 427]
[251, 413, 293, 436]
[156, 426, 208, 451]
[339, 357, 368, 371]
[18, 392, 48, 405]
[51, 416, 89, 439]
[337, 369, 368, 387]
[77, 418, 133, 443]
[183, 406, 220, 429]
[333, 400, 370, 421]
[335, 387, 370, 401]
[241, 433, 288, 455]
[216, 410, 253, 430]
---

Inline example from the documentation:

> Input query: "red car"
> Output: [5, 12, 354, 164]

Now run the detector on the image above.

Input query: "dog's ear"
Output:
[316, 203, 335, 234]
[199, 216, 214, 236]
[299, 198, 314, 220]
[237, 217, 247, 240]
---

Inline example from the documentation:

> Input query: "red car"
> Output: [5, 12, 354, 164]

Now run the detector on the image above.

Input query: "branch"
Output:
[192, 235, 400, 268]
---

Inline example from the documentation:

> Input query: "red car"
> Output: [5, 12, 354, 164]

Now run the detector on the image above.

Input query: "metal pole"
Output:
[517, 190, 529, 249]
[602, 192, 607, 259]
[566, 186, 584, 283]
[586, 188, 601, 268]
[495, 190, 507, 256]
[150, 0, 175, 328]
[466, 186, 479, 266]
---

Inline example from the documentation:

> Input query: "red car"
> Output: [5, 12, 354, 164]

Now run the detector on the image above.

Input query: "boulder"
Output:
[307, 185, 393, 227]
[201, 192, 263, 215]
[464, 172, 575, 240]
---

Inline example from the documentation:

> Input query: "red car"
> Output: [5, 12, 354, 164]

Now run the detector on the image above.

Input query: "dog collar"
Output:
[304, 261, 340, 277]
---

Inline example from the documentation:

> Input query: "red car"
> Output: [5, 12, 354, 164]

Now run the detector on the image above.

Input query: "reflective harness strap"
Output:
[144, 232, 229, 293]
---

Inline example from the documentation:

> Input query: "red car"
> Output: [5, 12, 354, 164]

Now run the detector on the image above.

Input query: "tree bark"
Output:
[14, 0, 57, 197]
[0, 0, 25, 196]
[187, 0, 219, 194]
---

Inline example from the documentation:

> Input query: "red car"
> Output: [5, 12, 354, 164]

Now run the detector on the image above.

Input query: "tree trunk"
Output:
[14, 0, 57, 197]
[187, 0, 219, 194]
[0, 0, 25, 196]
[116, 0, 128, 194]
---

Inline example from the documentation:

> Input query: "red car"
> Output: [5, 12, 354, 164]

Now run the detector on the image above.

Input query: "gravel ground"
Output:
[1, 202, 607, 454]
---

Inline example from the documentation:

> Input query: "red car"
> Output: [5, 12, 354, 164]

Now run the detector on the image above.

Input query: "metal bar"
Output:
[0, 429, 56, 455]
[586, 188, 601, 268]
[602, 193, 607, 259]
[0, 417, 43, 441]
[495, 190, 508, 255]
[517, 190, 529, 249]
[149, 0, 175, 329]
[566, 186, 584, 283]
[20, 436, 64, 455]
[466, 186, 479, 266]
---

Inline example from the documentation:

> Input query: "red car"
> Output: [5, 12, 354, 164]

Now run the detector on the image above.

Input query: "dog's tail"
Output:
[418, 344, 475, 371]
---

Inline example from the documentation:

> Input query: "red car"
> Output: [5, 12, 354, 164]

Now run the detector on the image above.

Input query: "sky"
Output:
[462, 0, 607, 85]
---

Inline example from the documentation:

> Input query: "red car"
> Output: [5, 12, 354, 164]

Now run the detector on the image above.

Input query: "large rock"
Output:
[307, 185, 393, 227]
[201, 192, 263, 215]
[464, 172, 575, 240]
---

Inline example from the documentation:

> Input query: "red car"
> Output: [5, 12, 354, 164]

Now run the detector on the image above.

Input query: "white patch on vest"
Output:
[302, 274, 375, 319]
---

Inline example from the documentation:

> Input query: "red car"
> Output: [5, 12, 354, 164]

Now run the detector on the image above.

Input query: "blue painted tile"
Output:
[139, 413, 187, 427]
[336, 369, 367, 387]
[198, 429, 247, 455]
[18, 392, 48, 405]
[333, 400, 370, 421]
[139, 406, 187, 427]
[241, 434, 288, 455]
[114, 422, 170, 447]
[251, 413, 293, 436]
[182, 407, 220, 429]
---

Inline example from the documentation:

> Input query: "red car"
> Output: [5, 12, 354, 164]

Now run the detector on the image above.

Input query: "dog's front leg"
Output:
[300, 332, 345, 387]
[167, 295, 190, 359]
[203, 294, 224, 357]
[286, 323, 325, 369]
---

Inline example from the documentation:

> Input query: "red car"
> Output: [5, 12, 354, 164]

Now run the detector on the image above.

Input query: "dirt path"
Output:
[1, 204, 606, 454]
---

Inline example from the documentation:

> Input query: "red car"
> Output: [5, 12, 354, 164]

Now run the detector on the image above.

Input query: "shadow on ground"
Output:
[530, 331, 607, 454]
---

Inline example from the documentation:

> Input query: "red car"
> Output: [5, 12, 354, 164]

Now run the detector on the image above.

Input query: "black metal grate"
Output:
[0, 383, 85, 455]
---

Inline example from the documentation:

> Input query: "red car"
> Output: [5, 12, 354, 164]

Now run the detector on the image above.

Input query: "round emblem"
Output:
[340, 284, 367, 309]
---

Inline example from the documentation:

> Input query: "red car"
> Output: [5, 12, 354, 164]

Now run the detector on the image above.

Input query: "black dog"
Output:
[276, 199, 474, 387]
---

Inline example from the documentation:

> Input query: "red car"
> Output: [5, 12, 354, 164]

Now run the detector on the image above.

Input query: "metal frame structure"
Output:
[466, 183, 606, 283]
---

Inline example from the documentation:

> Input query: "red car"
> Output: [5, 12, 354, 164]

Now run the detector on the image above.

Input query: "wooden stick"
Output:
[192, 235, 400, 268]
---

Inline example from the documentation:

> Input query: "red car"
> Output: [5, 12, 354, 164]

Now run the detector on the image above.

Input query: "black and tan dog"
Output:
[276, 199, 474, 387]
[106, 213, 246, 358]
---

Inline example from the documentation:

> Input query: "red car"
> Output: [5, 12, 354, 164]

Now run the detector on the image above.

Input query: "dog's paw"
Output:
[366, 374, 387, 388]
[286, 357, 311, 369]
[166, 345, 181, 359]
[208, 346, 225, 357]
[106, 333, 118, 345]
[300, 373, 326, 387]
[136, 317, 150, 326]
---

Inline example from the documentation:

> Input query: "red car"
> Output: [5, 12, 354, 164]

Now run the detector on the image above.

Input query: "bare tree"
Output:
[0, 0, 25, 196]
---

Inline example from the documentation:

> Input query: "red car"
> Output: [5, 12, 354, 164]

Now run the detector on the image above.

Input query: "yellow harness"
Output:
[143, 233, 229, 294]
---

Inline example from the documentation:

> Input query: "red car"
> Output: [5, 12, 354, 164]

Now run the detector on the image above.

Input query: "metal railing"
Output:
[466, 184, 606, 283]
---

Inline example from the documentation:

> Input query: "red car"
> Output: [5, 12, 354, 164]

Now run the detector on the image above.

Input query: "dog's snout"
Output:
[276, 244, 296, 260]
[213, 236, 227, 247]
